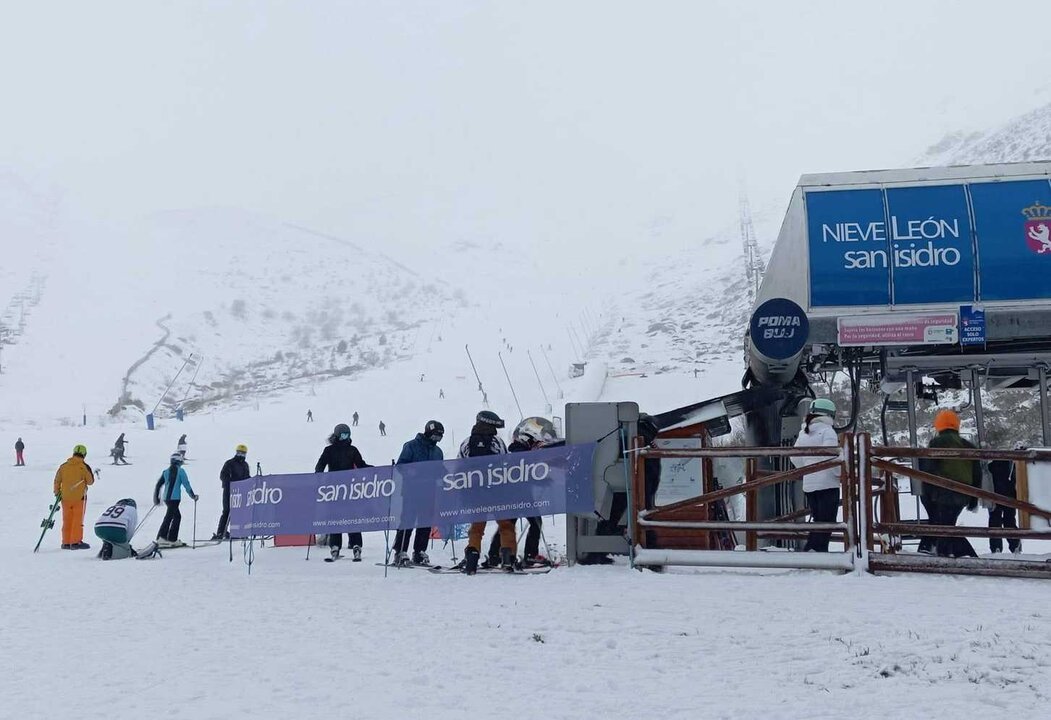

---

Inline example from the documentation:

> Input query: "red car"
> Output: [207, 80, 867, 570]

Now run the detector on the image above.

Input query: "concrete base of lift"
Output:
[633, 547, 855, 572]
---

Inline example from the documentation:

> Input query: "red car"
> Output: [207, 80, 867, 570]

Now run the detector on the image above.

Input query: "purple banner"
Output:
[228, 443, 596, 538]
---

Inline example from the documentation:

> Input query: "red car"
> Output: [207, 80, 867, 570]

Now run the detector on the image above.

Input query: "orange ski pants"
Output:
[61, 499, 86, 545]
[467, 519, 516, 553]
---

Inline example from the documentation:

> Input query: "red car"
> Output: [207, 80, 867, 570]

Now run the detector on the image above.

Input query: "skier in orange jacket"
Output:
[53, 444, 95, 549]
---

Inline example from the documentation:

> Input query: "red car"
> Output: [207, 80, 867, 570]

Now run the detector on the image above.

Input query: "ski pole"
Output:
[132, 502, 159, 537]
[192, 498, 197, 550]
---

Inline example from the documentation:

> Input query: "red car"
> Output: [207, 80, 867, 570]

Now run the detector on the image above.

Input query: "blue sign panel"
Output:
[959, 304, 985, 346]
[968, 179, 1051, 301]
[806, 177, 1051, 307]
[806, 189, 889, 306]
[749, 297, 809, 360]
[885, 185, 975, 305]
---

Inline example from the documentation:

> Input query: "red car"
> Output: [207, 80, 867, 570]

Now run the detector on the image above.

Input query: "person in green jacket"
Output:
[918, 409, 980, 558]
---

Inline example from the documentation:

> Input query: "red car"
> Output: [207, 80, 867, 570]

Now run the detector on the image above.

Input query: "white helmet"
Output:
[513, 417, 558, 445]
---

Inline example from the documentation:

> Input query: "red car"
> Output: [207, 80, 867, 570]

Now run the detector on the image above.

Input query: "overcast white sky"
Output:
[2, 1, 1050, 260]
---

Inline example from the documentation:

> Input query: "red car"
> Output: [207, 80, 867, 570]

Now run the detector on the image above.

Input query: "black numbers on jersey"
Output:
[102, 505, 125, 518]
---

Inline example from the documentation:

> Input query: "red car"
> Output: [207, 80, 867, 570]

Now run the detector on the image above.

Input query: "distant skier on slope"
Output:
[53, 444, 95, 550]
[153, 452, 198, 548]
[111, 433, 130, 465]
[307, 409, 313, 422]
[177, 434, 188, 461]
[460, 410, 516, 574]
[391, 420, 445, 566]
[212, 444, 250, 541]
[316, 424, 369, 561]
[15, 437, 25, 466]
[379, 420, 386, 437]
[352, 412, 359, 427]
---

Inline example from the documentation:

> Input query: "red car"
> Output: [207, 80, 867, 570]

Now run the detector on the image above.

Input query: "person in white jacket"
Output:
[791, 398, 841, 552]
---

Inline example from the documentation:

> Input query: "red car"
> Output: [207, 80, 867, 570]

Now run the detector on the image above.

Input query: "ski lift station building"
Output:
[746, 160, 1051, 448]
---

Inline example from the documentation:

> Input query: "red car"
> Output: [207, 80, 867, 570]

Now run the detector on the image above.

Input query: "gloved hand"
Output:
[967, 497, 978, 512]
[192, 494, 200, 502]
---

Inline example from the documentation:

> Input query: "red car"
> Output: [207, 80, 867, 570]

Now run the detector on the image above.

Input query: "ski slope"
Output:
[5, 331, 1051, 719]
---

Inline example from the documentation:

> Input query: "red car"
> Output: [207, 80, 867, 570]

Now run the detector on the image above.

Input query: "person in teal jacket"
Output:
[153, 452, 198, 546]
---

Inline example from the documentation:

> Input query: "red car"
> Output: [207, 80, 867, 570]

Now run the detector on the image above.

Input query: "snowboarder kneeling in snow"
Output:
[95, 498, 160, 559]
[153, 453, 198, 548]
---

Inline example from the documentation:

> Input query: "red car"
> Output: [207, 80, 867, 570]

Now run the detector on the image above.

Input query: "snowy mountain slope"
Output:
[0, 206, 456, 423]
[590, 207, 783, 413]
[4, 347, 1051, 720]
[918, 100, 1051, 166]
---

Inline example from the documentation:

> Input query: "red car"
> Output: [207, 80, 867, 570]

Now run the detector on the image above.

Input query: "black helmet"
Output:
[476, 410, 504, 429]
[638, 413, 660, 445]
[424, 420, 445, 440]
[332, 423, 352, 441]
[117, 498, 137, 508]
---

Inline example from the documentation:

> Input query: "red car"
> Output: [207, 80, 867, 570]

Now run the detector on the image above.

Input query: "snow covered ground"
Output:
[5, 344, 1051, 719]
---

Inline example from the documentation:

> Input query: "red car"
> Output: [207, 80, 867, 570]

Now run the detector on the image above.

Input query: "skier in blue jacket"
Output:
[391, 420, 445, 566]
[153, 452, 198, 547]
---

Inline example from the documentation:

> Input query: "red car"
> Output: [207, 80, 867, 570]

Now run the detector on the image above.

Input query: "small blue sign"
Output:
[750, 298, 809, 360]
[959, 304, 986, 347]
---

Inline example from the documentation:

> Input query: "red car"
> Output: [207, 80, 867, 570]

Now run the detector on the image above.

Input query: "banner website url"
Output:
[312, 516, 396, 528]
[438, 499, 551, 519]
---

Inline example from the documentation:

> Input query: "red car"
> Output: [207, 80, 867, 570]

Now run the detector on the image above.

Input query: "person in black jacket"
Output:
[15, 437, 25, 466]
[988, 441, 1023, 554]
[212, 443, 251, 541]
[317, 423, 369, 561]
[461, 410, 513, 574]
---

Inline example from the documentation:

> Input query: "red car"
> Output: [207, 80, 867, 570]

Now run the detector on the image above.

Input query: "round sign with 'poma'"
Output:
[749, 298, 809, 360]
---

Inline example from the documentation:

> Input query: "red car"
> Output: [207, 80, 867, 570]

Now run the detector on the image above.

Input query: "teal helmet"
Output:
[810, 398, 836, 417]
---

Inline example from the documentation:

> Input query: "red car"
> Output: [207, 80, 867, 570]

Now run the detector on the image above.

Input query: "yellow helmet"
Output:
[236, 444, 248, 454]
[73, 444, 87, 457]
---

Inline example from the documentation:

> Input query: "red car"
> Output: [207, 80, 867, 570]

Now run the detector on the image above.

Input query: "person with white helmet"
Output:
[212, 443, 250, 541]
[485, 417, 558, 567]
[153, 452, 198, 548]
[791, 398, 841, 552]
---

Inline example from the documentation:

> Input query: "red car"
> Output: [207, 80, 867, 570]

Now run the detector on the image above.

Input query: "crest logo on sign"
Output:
[1023, 202, 1051, 254]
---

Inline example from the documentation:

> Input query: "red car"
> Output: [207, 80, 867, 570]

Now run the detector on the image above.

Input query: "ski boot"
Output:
[210, 532, 225, 542]
[523, 553, 552, 568]
[481, 552, 501, 570]
[329, 546, 341, 561]
[462, 547, 480, 575]
[393, 550, 412, 567]
[72, 542, 91, 550]
[352, 546, 362, 562]
[500, 547, 518, 573]
[412, 550, 430, 566]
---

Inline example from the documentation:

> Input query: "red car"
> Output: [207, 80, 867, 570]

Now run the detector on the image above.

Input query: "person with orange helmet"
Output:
[53, 444, 95, 549]
[918, 409, 980, 558]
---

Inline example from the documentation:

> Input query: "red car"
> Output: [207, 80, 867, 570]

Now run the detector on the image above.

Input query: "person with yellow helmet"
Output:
[212, 443, 250, 541]
[53, 444, 95, 549]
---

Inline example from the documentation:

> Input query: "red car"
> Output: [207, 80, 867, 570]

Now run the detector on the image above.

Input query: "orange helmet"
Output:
[933, 409, 960, 432]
